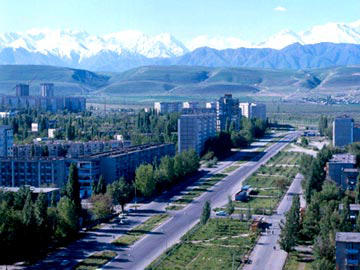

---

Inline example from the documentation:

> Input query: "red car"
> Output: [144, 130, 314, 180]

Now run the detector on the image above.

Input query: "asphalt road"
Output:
[243, 173, 305, 270]
[103, 131, 299, 270]
[28, 131, 297, 270]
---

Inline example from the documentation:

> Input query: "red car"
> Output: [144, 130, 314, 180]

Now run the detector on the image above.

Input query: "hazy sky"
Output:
[1, 0, 359, 42]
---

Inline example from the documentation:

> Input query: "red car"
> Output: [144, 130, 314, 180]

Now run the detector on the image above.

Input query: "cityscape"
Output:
[1, 1, 360, 270]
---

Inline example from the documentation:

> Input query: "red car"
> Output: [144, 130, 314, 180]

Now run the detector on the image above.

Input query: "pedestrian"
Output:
[273, 246, 276, 250]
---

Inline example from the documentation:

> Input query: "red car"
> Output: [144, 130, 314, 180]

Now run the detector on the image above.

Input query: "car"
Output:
[216, 210, 228, 216]
[60, 260, 70, 266]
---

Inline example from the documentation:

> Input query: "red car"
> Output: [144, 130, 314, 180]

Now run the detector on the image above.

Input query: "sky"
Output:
[1, 0, 360, 43]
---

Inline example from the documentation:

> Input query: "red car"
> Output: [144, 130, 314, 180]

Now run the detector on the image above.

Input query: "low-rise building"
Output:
[336, 232, 360, 270]
[339, 204, 360, 224]
[0, 143, 175, 197]
[327, 154, 356, 187]
[341, 168, 359, 191]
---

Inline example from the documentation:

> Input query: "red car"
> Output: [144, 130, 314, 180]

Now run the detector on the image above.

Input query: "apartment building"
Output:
[0, 125, 13, 158]
[239, 102, 267, 121]
[333, 116, 355, 147]
[336, 232, 360, 270]
[216, 94, 242, 131]
[0, 143, 175, 197]
[154, 102, 182, 114]
[327, 154, 357, 189]
[183, 101, 199, 109]
[178, 113, 216, 155]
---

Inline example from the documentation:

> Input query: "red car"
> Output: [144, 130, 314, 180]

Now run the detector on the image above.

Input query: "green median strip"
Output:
[173, 174, 226, 205]
[74, 250, 116, 270]
[165, 204, 185, 211]
[112, 214, 169, 246]
[222, 165, 240, 174]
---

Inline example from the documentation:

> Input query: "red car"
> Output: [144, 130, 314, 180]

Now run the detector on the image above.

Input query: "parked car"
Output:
[216, 210, 228, 216]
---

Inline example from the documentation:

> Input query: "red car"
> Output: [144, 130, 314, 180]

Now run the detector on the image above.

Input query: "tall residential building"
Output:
[239, 102, 266, 121]
[178, 113, 216, 155]
[15, 84, 29, 97]
[333, 116, 354, 147]
[40, 83, 54, 97]
[216, 94, 241, 131]
[154, 102, 182, 114]
[336, 232, 360, 270]
[0, 125, 13, 157]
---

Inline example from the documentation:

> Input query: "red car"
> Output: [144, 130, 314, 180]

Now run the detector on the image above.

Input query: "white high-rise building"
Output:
[0, 125, 13, 157]
[239, 102, 266, 120]
[178, 113, 216, 155]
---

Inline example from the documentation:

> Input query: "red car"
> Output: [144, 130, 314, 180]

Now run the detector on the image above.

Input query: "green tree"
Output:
[97, 175, 107, 195]
[50, 191, 57, 207]
[66, 163, 81, 214]
[201, 201, 211, 225]
[22, 192, 35, 228]
[107, 178, 133, 212]
[56, 197, 78, 240]
[135, 164, 156, 197]
[90, 194, 113, 220]
[226, 196, 234, 216]
[34, 193, 48, 228]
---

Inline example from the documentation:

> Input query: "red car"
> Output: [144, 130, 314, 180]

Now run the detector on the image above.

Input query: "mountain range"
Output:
[1, 65, 360, 100]
[1, 20, 360, 71]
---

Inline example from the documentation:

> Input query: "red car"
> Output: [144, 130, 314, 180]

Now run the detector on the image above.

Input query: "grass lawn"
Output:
[222, 165, 240, 174]
[233, 196, 279, 211]
[147, 219, 257, 270]
[112, 214, 169, 246]
[74, 250, 116, 270]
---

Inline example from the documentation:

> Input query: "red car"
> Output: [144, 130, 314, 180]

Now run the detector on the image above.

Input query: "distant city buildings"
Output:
[182, 101, 199, 109]
[0, 125, 13, 158]
[327, 154, 358, 190]
[336, 232, 360, 270]
[178, 112, 216, 155]
[154, 102, 182, 114]
[239, 102, 266, 121]
[216, 94, 242, 131]
[1, 83, 86, 113]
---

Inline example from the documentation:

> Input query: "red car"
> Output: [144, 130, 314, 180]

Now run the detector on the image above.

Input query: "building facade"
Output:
[336, 232, 360, 270]
[333, 117, 354, 147]
[178, 113, 216, 155]
[0, 125, 13, 157]
[40, 83, 54, 97]
[216, 94, 241, 131]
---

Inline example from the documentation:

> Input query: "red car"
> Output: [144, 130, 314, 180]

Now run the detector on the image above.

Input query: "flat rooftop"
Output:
[339, 204, 360, 211]
[0, 186, 59, 193]
[336, 232, 360, 242]
[329, 154, 356, 164]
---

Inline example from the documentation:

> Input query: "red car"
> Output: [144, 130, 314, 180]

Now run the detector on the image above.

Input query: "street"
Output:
[29, 131, 298, 270]
[243, 173, 305, 270]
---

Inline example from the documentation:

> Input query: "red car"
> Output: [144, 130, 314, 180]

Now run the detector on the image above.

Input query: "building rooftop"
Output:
[0, 186, 59, 193]
[343, 168, 359, 173]
[339, 204, 360, 211]
[329, 154, 356, 164]
[90, 143, 173, 158]
[336, 232, 360, 243]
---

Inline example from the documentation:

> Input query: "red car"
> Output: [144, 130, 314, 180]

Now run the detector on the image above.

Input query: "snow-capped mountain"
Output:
[0, 29, 188, 60]
[2, 20, 360, 71]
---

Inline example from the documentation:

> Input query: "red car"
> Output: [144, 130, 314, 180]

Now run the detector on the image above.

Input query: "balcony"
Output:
[347, 249, 359, 255]
[346, 258, 359, 266]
